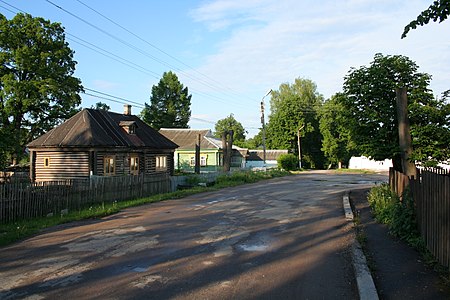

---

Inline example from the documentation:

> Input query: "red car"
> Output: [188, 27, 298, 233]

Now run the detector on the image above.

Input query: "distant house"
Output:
[348, 156, 392, 171]
[27, 106, 178, 182]
[159, 128, 248, 172]
[246, 150, 288, 169]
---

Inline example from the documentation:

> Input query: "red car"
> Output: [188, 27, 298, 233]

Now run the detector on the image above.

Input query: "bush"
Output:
[367, 183, 397, 224]
[368, 184, 420, 245]
[215, 169, 290, 186]
[277, 154, 298, 171]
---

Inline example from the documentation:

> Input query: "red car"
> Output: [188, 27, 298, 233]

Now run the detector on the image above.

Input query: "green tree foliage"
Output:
[214, 114, 246, 147]
[277, 153, 298, 171]
[91, 102, 110, 111]
[266, 78, 325, 169]
[241, 130, 263, 149]
[402, 0, 450, 38]
[0, 13, 83, 167]
[141, 71, 191, 130]
[340, 53, 450, 170]
[319, 93, 356, 168]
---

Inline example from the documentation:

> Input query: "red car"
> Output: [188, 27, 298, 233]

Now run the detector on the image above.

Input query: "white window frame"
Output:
[156, 156, 167, 171]
[200, 155, 207, 166]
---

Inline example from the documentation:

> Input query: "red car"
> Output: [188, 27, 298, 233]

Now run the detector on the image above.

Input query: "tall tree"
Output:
[141, 71, 191, 130]
[91, 102, 110, 111]
[402, 0, 450, 38]
[319, 93, 356, 168]
[0, 13, 83, 166]
[340, 53, 450, 171]
[265, 78, 325, 169]
[214, 114, 246, 147]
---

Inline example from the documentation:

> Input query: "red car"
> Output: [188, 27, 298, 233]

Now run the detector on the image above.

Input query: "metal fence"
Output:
[390, 167, 450, 268]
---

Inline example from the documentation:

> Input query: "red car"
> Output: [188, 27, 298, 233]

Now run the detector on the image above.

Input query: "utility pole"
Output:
[195, 133, 201, 174]
[395, 87, 416, 177]
[297, 125, 304, 169]
[261, 89, 272, 167]
[222, 130, 233, 172]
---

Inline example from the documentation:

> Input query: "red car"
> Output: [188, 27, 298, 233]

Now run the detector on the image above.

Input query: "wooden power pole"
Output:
[395, 87, 416, 177]
[195, 133, 201, 174]
[222, 130, 234, 172]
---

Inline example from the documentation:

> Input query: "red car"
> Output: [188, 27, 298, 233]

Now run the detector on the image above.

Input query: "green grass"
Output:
[332, 168, 377, 174]
[0, 169, 290, 247]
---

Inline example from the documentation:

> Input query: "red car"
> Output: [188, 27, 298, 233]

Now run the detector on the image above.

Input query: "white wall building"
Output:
[349, 156, 392, 171]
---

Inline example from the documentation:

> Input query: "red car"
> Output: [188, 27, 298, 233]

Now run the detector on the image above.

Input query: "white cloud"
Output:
[185, 0, 450, 137]
[187, 0, 450, 99]
[92, 79, 120, 91]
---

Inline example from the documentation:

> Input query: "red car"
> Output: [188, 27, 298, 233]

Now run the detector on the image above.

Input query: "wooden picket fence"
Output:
[390, 167, 450, 268]
[0, 174, 171, 223]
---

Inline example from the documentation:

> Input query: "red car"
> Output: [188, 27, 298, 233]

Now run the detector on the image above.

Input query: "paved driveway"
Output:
[0, 171, 387, 299]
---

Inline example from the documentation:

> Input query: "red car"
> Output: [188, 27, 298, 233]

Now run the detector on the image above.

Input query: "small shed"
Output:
[246, 150, 288, 168]
[27, 106, 178, 182]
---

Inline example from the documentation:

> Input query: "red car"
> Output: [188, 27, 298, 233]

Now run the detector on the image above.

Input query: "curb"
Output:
[343, 191, 379, 300]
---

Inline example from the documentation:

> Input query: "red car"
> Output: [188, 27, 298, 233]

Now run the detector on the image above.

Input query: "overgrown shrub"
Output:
[215, 169, 289, 186]
[277, 154, 298, 171]
[367, 183, 397, 224]
[368, 183, 421, 246]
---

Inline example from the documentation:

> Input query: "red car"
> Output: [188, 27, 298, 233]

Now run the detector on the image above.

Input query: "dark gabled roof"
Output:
[28, 108, 178, 149]
[247, 150, 288, 161]
[159, 128, 220, 150]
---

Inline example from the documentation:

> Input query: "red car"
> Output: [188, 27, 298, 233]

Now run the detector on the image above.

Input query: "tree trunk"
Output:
[395, 87, 416, 177]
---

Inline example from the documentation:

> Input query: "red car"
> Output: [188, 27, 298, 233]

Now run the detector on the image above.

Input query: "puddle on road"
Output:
[238, 243, 269, 252]
[237, 233, 273, 253]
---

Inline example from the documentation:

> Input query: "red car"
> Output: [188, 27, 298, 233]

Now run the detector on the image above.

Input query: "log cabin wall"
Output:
[35, 151, 90, 182]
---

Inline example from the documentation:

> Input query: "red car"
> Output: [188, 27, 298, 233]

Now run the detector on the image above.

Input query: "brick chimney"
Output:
[124, 104, 132, 115]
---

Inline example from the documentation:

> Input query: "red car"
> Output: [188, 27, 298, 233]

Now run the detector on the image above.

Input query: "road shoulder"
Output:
[350, 187, 450, 300]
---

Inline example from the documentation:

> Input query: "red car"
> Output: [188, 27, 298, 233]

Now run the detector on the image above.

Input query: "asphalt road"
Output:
[0, 171, 387, 299]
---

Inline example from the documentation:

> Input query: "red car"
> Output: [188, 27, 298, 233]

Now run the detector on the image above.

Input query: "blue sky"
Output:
[2, 0, 450, 137]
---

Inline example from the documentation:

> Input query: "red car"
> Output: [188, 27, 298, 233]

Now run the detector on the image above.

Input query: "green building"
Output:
[159, 129, 248, 172]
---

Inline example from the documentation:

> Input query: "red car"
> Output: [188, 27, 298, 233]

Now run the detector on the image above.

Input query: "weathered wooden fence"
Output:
[0, 174, 171, 223]
[389, 167, 450, 269]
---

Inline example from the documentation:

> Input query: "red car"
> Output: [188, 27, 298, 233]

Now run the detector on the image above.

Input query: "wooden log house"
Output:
[27, 105, 178, 182]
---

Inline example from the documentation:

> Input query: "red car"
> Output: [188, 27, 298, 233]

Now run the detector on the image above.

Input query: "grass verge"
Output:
[0, 169, 290, 247]
[367, 184, 450, 283]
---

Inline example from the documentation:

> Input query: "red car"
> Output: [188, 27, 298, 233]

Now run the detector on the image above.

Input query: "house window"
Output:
[189, 156, 207, 166]
[104, 156, 115, 175]
[130, 156, 139, 175]
[156, 156, 167, 171]
[44, 157, 50, 168]
[200, 156, 207, 166]
[128, 124, 136, 134]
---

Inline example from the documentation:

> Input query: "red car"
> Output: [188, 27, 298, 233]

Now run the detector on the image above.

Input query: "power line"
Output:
[66, 34, 161, 79]
[0, 0, 24, 13]
[1, 1, 249, 109]
[73, 0, 256, 103]
[0, 3, 16, 13]
[44, 0, 248, 107]
[1, 1, 263, 128]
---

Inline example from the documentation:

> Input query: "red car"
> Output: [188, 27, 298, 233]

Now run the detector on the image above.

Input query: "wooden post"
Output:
[297, 125, 304, 169]
[29, 150, 36, 182]
[222, 132, 229, 172]
[222, 131, 233, 172]
[227, 130, 233, 170]
[195, 134, 201, 174]
[395, 87, 416, 178]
